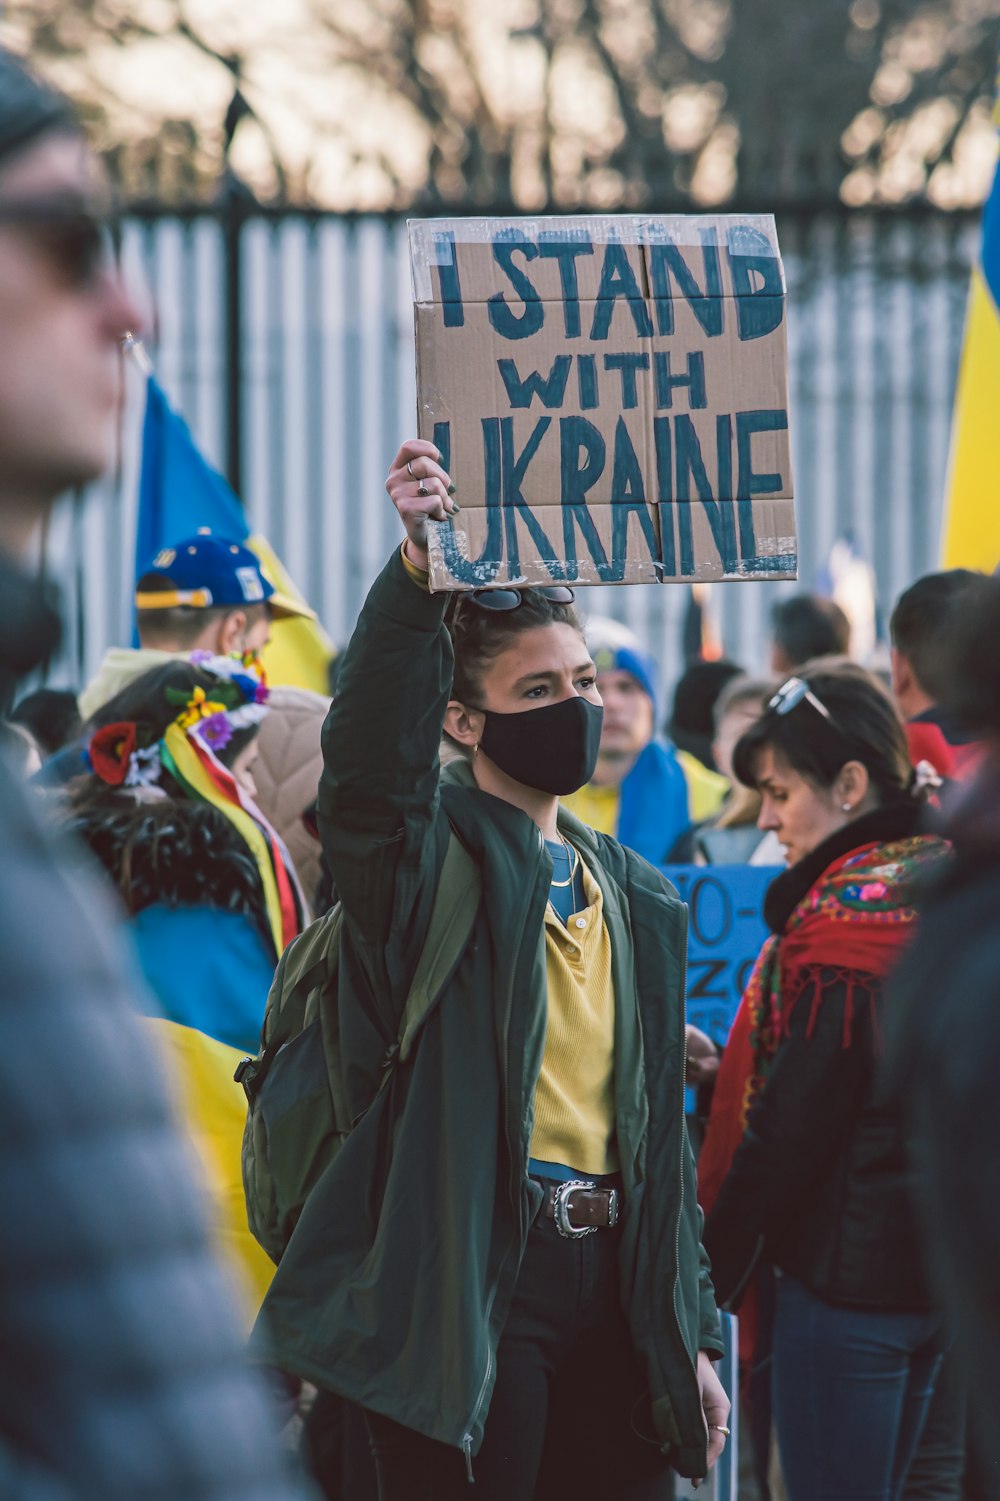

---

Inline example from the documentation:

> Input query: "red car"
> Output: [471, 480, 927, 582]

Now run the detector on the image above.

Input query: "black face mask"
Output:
[478, 695, 604, 796]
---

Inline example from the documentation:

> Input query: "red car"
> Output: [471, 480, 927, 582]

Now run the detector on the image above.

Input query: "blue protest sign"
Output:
[660, 864, 782, 1047]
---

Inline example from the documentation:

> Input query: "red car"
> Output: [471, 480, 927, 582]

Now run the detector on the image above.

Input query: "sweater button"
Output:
[575, 917, 587, 929]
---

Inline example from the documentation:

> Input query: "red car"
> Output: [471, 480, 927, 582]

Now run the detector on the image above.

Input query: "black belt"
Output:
[542, 1179, 620, 1239]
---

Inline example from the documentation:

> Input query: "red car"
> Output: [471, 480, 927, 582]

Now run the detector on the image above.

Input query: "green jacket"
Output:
[252, 548, 723, 1478]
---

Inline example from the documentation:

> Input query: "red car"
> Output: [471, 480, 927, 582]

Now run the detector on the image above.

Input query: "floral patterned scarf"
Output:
[700, 832, 949, 1220]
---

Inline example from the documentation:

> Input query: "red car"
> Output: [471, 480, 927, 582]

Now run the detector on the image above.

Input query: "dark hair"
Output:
[446, 591, 584, 706]
[890, 569, 989, 705]
[733, 663, 912, 804]
[83, 662, 260, 773]
[10, 690, 81, 762]
[667, 660, 743, 768]
[10, 687, 81, 757]
[0, 51, 79, 169]
[712, 675, 776, 733]
[936, 575, 1000, 736]
[135, 573, 269, 650]
[772, 594, 851, 668]
[68, 793, 270, 945]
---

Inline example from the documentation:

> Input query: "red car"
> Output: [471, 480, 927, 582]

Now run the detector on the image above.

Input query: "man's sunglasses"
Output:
[768, 676, 834, 723]
[464, 585, 576, 612]
[0, 197, 115, 288]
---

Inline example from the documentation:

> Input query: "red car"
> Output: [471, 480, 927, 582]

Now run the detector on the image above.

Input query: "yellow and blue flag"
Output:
[942, 73, 1000, 570]
[135, 374, 337, 690]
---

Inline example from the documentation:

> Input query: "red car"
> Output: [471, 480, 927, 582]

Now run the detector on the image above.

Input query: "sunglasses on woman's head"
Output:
[768, 676, 834, 722]
[0, 196, 115, 289]
[464, 585, 576, 612]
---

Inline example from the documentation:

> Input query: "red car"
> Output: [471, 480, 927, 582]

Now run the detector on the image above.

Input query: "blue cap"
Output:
[592, 642, 658, 706]
[136, 531, 315, 621]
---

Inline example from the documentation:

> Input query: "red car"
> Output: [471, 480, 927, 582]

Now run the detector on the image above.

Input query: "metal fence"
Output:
[38, 208, 978, 699]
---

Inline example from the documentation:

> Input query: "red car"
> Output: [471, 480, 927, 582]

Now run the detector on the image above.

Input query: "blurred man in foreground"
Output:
[0, 49, 305, 1501]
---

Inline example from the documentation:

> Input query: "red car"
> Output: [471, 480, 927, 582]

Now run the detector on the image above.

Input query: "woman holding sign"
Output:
[699, 664, 950, 1501]
[251, 438, 728, 1500]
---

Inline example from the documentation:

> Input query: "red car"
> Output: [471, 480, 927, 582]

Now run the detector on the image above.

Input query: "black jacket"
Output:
[888, 759, 1000, 1425]
[704, 802, 939, 1313]
[0, 554, 306, 1501]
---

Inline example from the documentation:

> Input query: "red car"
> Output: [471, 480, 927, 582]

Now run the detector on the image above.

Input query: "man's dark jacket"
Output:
[252, 549, 723, 1480]
[888, 758, 1000, 1445]
[0, 556, 306, 1501]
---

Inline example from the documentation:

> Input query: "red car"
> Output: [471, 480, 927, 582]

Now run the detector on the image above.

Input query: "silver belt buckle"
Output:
[553, 1178, 598, 1239]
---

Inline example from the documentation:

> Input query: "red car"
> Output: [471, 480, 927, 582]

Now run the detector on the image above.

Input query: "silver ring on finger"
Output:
[416, 482, 430, 497]
[406, 459, 417, 479]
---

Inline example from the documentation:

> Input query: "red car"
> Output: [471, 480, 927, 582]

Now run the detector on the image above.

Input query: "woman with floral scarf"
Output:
[699, 663, 950, 1501]
[64, 656, 306, 1315]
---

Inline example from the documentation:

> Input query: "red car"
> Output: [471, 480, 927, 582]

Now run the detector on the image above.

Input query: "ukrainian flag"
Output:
[942, 70, 1000, 570]
[136, 373, 337, 691]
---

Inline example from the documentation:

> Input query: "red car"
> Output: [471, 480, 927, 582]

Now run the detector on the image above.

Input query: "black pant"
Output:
[364, 1183, 673, 1500]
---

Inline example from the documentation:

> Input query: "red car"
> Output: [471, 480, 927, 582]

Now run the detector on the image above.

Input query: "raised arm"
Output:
[317, 439, 458, 959]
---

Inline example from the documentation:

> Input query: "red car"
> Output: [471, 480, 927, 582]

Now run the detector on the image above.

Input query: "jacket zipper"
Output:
[460, 1343, 493, 1483]
[672, 912, 699, 1379]
[460, 833, 547, 1484]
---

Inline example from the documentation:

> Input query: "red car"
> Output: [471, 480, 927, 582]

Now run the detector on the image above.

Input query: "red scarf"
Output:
[699, 832, 949, 1362]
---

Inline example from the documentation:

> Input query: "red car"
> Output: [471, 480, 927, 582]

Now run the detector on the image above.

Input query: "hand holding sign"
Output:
[386, 438, 457, 568]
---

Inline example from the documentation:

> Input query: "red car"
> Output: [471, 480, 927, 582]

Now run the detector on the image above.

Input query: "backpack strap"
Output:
[236, 906, 344, 1100]
[397, 828, 480, 1062]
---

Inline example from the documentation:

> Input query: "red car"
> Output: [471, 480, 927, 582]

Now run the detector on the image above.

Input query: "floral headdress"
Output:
[84, 652, 303, 954]
[86, 652, 270, 790]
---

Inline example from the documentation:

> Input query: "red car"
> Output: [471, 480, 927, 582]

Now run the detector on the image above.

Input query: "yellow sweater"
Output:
[531, 857, 618, 1176]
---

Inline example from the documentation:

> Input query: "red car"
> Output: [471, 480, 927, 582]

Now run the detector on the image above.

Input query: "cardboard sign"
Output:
[660, 864, 782, 1047]
[408, 215, 796, 592]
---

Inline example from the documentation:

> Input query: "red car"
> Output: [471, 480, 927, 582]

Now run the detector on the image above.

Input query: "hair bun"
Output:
[910, 759, 944, 799]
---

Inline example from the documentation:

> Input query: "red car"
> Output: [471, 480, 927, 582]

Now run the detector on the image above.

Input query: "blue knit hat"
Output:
[586, 617, 658, 707]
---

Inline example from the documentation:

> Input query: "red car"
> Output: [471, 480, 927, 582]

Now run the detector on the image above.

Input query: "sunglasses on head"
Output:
[768, 676, 834, 723]
[464, 585, 576, 612]
[0, 196, 115, 288]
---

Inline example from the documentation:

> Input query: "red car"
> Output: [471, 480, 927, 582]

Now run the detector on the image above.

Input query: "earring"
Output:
[841, 802, 852, 813]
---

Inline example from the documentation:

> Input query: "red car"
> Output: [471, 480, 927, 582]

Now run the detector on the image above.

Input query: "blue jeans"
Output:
[773, 1274, 945, 1501]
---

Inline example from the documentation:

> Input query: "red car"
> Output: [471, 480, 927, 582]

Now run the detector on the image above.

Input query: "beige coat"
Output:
[252, 685, 330, 912]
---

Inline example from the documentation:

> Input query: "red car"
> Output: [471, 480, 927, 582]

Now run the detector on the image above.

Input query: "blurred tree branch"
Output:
[5, 0, 997, 209]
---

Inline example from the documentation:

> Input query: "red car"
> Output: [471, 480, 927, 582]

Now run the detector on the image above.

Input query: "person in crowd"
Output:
[670, 675, 782, 865]
[697, 664, 951, 1501]
[561, 615, 691, 864]
[66, 656, 306, 1312]
[0, 46, 305, 1500]
[770, 593, 851, 674]
[666, 659, 742, 820]
[49, 533, 324, 903]
[890, 568, 989, 784]
[10, 683, 81, 755]
[889, 576, 1000, 1501]
[253, 683, 332, 913]
[252, 438, 729, 1500]
[77, 528, 315, 721]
